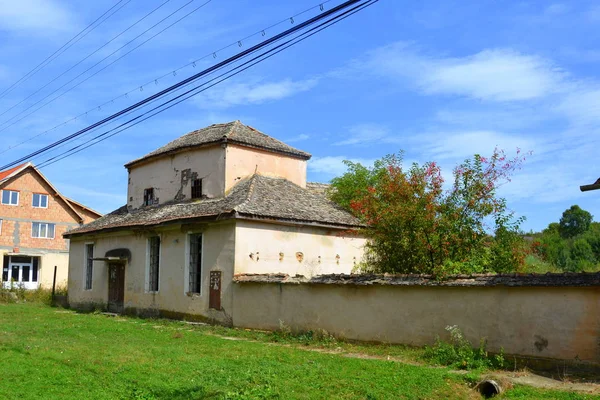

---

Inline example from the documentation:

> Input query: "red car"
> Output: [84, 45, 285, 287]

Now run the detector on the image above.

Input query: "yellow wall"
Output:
[234, 220, 365, 276]
[232, 283, 600, 362]
[0, 250, 69, 289]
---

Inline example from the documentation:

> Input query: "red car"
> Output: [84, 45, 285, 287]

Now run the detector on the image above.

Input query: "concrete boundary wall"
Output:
[232, 273, 600, 364]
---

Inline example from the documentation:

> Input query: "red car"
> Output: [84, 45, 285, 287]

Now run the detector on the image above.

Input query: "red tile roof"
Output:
[0, 162, 29, 181]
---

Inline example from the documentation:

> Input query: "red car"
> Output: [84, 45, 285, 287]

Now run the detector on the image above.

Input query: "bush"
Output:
[424, 325, 505, 370]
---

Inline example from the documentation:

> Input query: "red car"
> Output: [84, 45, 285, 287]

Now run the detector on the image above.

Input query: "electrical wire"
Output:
[36, 0, 377, 169]
[0, 0, 332, 155]
[0, 0, 354, 171]
[1, 0, 372, 171]
[0, 0, 173, 119]
[0, 0, 212, 134]
[0, 0, 130, 101]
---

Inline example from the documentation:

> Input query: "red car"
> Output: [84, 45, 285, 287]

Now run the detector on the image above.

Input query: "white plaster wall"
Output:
[225, 145, 307, 191]
[127, 146, 226, 210]
[68, 222, 236, 322]
[234, 220, 366, 277]
[232, 283, 600, 362]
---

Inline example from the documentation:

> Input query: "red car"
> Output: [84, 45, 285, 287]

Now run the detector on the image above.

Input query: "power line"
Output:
[0, 0, 332, 155]
[38, 0, 378, 170]
[1, 0, 369, 171]
[0, 0, 212, 134]
[0, 0, 173, 120]
[0, 0, 130, 101]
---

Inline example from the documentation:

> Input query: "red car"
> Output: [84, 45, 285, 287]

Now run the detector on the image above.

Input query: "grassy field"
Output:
[0, 303, 597, 399]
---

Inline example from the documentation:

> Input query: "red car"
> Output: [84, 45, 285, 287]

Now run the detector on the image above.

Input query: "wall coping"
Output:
[233, 272, 600, 287]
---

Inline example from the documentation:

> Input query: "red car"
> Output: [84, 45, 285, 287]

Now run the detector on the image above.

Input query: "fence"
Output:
[232, 273, 600, 366]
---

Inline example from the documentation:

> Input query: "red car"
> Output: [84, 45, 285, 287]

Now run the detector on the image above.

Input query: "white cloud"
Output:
[335, 124, 389, 146]
[414, 130, 538, 160]
[195, 78, 318, 109]
[0, 0, 75, 33]
[309, 156, 377, 177]
[356, 43, 564, 102]
[556, 87, 600, 126]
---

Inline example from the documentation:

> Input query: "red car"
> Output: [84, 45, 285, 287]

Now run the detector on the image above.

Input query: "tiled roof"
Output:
[125, 121, 311, 168]
[306, 182, 330, 196]
[64, 175, 362, 237]
[0, 162, 30, 182]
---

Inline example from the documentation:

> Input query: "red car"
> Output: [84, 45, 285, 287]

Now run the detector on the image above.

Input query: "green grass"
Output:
[0, 303, 597, 399]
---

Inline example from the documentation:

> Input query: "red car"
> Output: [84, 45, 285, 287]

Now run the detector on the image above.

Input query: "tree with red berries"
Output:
[329, 149, 528, 275]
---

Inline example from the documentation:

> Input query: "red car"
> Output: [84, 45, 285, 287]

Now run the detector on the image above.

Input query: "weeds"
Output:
[270, 320, 338, 346]
[0, 284, 67, 306]
[424, 325, 505, 370]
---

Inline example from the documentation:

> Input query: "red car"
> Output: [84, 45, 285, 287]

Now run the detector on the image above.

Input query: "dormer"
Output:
[124, 121, 311, 211]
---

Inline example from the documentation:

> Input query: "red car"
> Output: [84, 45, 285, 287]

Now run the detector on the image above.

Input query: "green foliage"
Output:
[559, 205, 593, 239]
[330, 148, 528, 274]
[423, 325, 505, 370]
[534, 208, 600, 273]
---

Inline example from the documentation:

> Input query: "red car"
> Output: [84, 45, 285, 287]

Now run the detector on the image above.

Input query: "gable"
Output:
[0, 167, 84, 223]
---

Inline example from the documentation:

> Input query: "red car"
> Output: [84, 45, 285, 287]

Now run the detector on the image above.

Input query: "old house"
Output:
[65, 121, 365, 320]
[0, 162, 102, 289]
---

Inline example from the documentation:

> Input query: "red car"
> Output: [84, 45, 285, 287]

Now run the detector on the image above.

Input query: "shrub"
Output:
[424, 325, 505, 370]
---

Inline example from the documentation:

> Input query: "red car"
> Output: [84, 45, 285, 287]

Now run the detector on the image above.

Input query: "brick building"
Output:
[0, 162, 101, 289]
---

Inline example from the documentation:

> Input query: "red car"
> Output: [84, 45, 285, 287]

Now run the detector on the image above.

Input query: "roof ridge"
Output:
[234, 174, 259, 211]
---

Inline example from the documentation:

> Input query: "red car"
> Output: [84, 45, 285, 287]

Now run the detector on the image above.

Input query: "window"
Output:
[1, 190, 18, 205]
[143, 188, 154, 206]
[85, 244, 94, 290]
[191, 179, 203, 199]
[32, 193, 48, 208]
[188, 233, 202, 294]
[148, 236, 160, 292]
[32, 222, 55, 239]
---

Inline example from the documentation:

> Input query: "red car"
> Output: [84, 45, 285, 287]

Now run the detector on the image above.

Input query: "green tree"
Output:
[330, 148, 528, 274]
[559, 205, 592, 239]
[570, 238, 595, 271]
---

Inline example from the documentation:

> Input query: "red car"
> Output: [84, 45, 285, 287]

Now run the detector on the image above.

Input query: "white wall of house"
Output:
[234, 220, 366, 277]
[67, 221, 236, 323]
[126, 146, 226, 210]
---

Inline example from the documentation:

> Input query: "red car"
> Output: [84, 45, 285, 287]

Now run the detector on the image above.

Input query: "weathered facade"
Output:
[0, 163, 101, 289]
[232, 273, 600, 366]
[65, 121, 365, 320]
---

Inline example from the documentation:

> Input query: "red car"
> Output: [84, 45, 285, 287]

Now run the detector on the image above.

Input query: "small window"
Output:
[148, 236, 160, 292]
[188, 233, 202, 294]
[143, 188, 154, 206]
[85, 244, 94, 290]
[32, 193, 48, 208]
[32, 222, 55, 239]
[1, 190, 18, 205]
[191, 179, 203, 199]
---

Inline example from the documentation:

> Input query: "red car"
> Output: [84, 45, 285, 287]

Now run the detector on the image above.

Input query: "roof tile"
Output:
[125, 120, 311, 168]
[65, 175, 361, 236]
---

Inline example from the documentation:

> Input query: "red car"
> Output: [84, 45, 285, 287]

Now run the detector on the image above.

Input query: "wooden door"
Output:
[108, 263, 125, 313]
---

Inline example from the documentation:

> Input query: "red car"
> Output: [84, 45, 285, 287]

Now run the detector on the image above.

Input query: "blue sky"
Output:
[0, 0, 599, 232]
